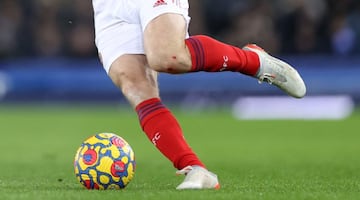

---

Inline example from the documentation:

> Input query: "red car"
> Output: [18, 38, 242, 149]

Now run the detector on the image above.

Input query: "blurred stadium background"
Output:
[1, 1, 360, 198]
[0, 0, 359, 115]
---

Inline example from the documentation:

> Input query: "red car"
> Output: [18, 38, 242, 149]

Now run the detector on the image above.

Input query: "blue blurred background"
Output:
[0, 0, 359, 106]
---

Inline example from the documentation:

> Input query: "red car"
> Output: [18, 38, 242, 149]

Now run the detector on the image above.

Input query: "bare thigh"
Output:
[144, 13, 192, 73]
[108, 54, 159, 108]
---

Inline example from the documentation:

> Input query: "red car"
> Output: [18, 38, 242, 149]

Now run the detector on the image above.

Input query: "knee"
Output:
[146, 51, 191, 74]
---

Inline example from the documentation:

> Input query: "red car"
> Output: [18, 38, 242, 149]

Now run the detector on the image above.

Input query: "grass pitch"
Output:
[0, 104, 359, 200]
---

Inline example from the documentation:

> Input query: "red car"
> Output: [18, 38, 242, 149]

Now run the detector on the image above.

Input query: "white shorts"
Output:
[92, 0, 190, 73]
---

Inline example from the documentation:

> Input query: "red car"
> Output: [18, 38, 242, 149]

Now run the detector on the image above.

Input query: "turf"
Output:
[0, 104, 359, 200]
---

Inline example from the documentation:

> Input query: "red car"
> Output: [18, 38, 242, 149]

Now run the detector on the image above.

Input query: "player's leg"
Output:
[108, 54, 220, 190]
[143, 10, 306, 98]
[144, 13, 259, 76]
[108, 54, 204, 170]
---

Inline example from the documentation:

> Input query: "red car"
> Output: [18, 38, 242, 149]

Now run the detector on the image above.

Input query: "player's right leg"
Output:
[141, 4, 306, 98]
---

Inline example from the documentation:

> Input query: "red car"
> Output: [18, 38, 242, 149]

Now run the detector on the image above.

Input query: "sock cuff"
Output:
[185, 36, 205, 71]
[135, 98, 161, 111]
[135, 98, 169, 128]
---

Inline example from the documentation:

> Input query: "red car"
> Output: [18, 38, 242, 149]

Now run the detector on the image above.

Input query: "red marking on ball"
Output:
[111, 136, 125, 148]
[84, 180, 99, 189]
[111, 160, 125, 177]
[83, 149, 97, 165]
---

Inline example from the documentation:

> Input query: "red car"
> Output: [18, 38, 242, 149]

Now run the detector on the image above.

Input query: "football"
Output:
[74, 133, 136, 189]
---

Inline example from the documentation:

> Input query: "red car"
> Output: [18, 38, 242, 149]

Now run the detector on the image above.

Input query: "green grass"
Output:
[0, 104, 359, 200]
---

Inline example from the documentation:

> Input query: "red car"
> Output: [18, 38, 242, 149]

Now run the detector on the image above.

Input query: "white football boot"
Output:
[243, 44, 306, 98]
[176, 166, 220, 190]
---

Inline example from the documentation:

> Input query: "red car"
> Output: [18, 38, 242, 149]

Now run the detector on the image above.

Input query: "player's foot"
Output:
[175, 165, 220, 190]
[243, 44, 306, 98]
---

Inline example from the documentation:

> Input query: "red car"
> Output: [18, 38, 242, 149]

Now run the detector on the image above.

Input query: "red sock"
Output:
[135, 98, 205, 170]
[185, 35, 260, 76]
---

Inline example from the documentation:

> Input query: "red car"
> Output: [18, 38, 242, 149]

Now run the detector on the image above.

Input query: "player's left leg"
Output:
[108, 54, 219, 189]
[109, 55, 202, 168]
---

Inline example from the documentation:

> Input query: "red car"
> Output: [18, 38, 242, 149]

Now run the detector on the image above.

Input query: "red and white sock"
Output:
[185, 35, 260, 76]
[135, 98, 205, 170]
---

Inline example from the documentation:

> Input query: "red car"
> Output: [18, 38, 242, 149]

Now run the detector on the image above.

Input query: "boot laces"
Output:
[176, 166, 193, 176]
[258, 73, 276, 85]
